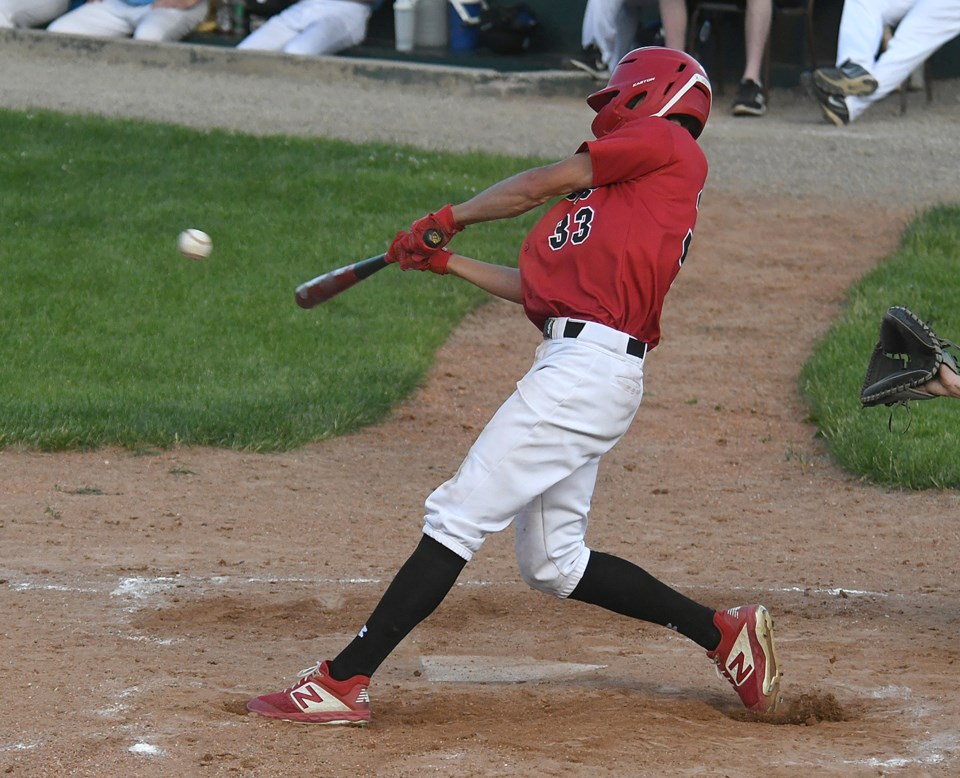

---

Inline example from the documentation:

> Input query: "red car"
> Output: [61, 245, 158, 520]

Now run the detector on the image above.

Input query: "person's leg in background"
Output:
[135, 0, 209, 42]
[238, 0, 312, 51]
[658, 0, 688, 50]
[834, 0, 904, 70]
[732, 0, 772, 116]
[846, 0, 960, 121]
[574, 0, 653, 79]
[813, 0, 960, 125]
[610, 0, 648, 64]
[809, 0, 902, 123]
[281, 0, 371, 55]
[0, 0, 70, 29]
[574, 0, 627, 77]
[47, 0, 142, 37]
[741, 0, 771, 85]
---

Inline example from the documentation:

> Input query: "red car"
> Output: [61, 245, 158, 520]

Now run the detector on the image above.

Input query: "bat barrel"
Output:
[294, 253, 389, 309]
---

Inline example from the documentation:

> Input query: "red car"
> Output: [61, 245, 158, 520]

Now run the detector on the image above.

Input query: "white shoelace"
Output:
[283, 660, 323, 692]
[297, 661, 323, 680]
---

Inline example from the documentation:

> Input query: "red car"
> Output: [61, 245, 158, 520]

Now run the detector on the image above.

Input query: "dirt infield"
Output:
[2, 32, 960, 777]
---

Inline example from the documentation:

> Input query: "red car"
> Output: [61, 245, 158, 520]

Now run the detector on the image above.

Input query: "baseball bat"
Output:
[295, 253, 389, 309]
[294, 229, 445, 309]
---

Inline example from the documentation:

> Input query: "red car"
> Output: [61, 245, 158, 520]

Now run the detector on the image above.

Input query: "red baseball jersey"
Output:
[519, 116, 708, 349]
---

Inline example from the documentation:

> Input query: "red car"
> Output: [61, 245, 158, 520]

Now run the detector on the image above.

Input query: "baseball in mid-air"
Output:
[178, 228, 213, 260]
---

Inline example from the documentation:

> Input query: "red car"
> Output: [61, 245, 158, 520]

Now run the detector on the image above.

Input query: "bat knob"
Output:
[423, 228, 444, 249]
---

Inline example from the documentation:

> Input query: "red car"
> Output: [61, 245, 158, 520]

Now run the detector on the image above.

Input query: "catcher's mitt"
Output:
[860, 306, 960, 407]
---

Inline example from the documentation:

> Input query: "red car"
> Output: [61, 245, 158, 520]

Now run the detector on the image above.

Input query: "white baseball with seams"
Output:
[178, 228, 212, 260]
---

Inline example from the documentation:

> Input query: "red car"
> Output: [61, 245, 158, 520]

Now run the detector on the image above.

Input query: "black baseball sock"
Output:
[326, 534, 467, 681]
[569, 550, 721, 650]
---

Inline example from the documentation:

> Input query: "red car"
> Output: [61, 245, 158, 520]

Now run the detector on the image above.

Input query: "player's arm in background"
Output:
[922, 362, 960, 398]
[443, 151, 595, 304]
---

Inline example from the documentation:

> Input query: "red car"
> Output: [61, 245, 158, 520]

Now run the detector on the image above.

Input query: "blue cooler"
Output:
[449, 1, 482, 52]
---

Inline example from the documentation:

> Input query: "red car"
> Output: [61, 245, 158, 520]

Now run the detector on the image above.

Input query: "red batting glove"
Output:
[410, 204, 463, 251]
[397, 247, 451, 274]
[386, 230, 451, 275]
[385, 230, 409, 264]
[422, 247, 451, 275]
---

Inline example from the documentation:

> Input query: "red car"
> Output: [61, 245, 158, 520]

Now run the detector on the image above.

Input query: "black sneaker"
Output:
[732, 79, 766, 116]
[569, 45, 610, 81]
[813, 59, 878, 97]
[813, 83, 849, 127]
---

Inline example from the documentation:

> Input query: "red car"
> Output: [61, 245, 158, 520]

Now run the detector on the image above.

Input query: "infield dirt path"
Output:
[2, 31, 960, 777]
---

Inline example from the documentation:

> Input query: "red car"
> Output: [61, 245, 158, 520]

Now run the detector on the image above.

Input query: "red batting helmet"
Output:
[587, 47, 712, 139]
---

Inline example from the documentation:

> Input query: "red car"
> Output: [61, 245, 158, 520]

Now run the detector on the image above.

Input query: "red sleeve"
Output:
[582, 117, 679, 188]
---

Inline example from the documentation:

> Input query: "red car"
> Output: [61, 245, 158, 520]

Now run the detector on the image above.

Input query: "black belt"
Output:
[546, 320, 648, 360]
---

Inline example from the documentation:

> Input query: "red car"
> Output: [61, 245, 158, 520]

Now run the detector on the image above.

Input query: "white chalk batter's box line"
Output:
[4, 570, 897, 604]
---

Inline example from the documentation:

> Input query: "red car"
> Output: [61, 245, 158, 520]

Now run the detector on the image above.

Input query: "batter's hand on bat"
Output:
[385, 230, 410, 263]
[410, 204, 463, 251]
[386, 231, 451, 274]
[407, 248, 452, 275]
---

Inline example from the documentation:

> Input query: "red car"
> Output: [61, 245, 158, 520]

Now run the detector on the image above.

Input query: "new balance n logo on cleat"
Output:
[722, 624, 757, 686]
[291, 681, 350, 714]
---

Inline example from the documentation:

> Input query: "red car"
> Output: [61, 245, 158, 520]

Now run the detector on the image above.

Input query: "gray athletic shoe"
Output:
[813, 83, 849, 127]
[813, 59, 879, 97]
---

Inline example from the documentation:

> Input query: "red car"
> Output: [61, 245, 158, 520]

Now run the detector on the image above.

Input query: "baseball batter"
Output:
[249, 47, 782, 725]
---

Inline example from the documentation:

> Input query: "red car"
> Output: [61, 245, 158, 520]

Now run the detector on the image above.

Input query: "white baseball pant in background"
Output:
[47, 0, 208, 42]
[580, 0, 651, 69]
[837, 0, 960, 121]
[0, 0, 70, 28]
[237, 0, 372, 56]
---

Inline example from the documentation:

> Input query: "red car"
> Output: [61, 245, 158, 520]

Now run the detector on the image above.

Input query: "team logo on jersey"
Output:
[565, 188, 595, 202]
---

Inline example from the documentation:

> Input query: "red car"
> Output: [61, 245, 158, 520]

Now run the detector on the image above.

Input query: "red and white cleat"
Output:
[247, 660, 371, 725]
[707, 604, 783, 713]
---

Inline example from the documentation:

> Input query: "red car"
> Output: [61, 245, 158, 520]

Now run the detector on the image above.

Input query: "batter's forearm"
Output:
[445, 254, 522, 304]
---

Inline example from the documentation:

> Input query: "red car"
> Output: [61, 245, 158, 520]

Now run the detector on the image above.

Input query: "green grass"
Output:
[7, 110, 958, 491]
[800, 204, 960, 489]
[0, 109, 542, 451]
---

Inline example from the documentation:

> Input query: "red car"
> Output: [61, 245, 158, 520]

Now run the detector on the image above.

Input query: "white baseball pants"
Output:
[423, 319, 646, 599]
[837, 0, 960, 121]
[47, 0, 208, 42]
[237, 0, 371, 56]
[580, 0, 651, 68]
[0, 0, 70, 29]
